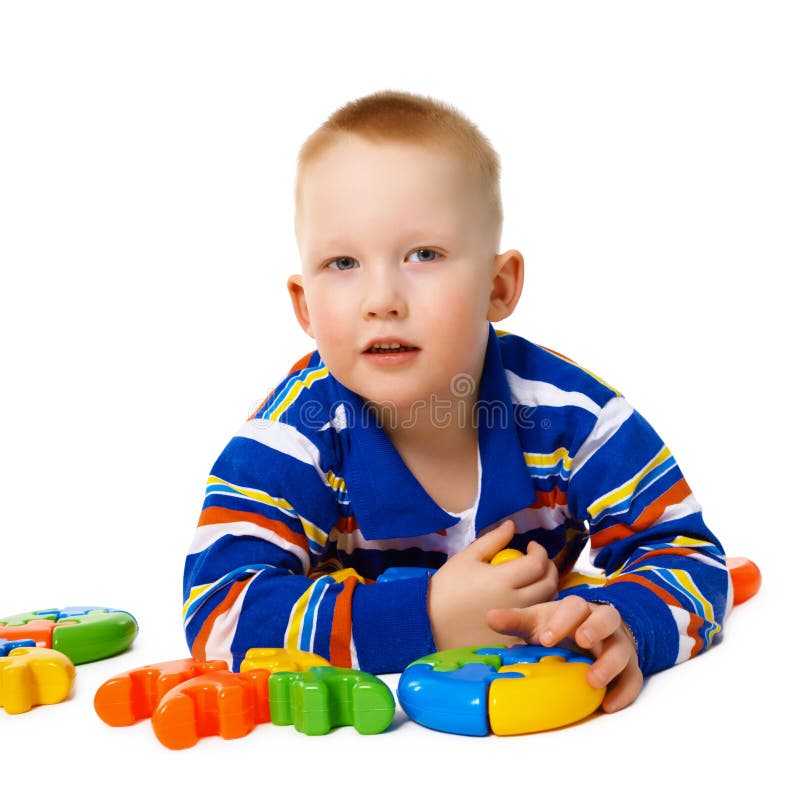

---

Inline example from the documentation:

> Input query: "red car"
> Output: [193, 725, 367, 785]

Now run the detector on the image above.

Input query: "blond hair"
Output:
[294, 90, 503, 247]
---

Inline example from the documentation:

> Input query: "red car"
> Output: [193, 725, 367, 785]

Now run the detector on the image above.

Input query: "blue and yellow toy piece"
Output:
[398, 644, 605, 736]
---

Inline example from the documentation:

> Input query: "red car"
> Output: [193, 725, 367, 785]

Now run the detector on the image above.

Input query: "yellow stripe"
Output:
[524, 447, 573, 471]
[325, 470, 347, 495]
[285, 583, 317, 649]
[182, 582, 212, 618]
[268, 366, 329, 421]
[207, 476, 294, 511]
[587, 446, 672, 519]
[299, 516, 328, 550]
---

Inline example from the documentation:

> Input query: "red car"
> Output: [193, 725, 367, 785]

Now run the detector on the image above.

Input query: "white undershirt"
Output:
[440, 444, 483, 554]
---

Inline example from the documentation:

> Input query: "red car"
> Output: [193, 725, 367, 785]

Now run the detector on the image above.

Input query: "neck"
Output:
[366, 385, 480, 454]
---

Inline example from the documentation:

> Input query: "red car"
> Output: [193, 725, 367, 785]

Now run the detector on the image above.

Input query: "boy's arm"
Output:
[182, 418, 436, 673]
[557, 395, 730, 676]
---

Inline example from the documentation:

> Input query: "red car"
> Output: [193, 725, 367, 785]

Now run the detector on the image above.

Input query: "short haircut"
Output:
[294, 90, 503, 248]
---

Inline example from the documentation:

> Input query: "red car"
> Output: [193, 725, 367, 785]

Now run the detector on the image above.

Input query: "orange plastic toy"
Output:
[152, 669, 272, 749]
[94, 657, 229, 727]
[727, 557, 762, 605]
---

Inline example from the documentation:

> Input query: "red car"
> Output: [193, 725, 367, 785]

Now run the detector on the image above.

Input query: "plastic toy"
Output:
[269, 666, 396, 735]
[94, 657, 230, 726]
[153, 669, 272, 749]
[398, 644, 605, 736]
[0, 606, 138, 664]
[240, 646, 331, 673]
[0, 638, 36, 657]
[95, 648, 395, 749]
[0, 646, 76, 714]
[727, 557, 761, 605]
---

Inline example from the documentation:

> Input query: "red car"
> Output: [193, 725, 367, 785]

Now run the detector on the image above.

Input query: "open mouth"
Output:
[364, 345, 420, 354]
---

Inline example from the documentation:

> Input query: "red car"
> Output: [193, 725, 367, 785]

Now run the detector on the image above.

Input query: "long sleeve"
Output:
[557, 395, 731, 676]
[182, 415, 436, 673]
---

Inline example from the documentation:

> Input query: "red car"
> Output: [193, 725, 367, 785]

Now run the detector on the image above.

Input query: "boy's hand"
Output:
[428, 520, 559, 650]
[486, 595, 643, 712]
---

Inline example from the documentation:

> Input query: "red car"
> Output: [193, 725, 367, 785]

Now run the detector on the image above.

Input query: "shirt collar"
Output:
[329, 323, 537, 540]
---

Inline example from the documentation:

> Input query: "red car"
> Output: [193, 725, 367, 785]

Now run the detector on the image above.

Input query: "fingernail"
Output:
[580, 629, 593, 646]
[541, 630, 553, 645]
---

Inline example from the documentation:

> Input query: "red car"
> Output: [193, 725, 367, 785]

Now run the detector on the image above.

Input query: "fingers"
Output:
[498, 541, 556, 588]
[470, 520, 516, 562]
[485, 606, 545, 640]
[601, 659, 644, 713]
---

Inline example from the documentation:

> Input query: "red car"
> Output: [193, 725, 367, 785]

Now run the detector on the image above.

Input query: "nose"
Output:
[361, 264, 408, 319]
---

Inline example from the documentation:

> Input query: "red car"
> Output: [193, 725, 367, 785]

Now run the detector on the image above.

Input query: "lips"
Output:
[362, 338, 420, 353]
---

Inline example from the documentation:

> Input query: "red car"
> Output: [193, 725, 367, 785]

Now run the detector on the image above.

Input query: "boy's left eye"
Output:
[407, 249, 440, 263]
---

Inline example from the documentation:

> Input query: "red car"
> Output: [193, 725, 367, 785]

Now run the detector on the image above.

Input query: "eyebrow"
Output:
[314, 230, 455, 254]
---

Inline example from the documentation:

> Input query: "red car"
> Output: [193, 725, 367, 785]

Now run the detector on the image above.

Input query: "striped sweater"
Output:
[183, 323, 730, 675]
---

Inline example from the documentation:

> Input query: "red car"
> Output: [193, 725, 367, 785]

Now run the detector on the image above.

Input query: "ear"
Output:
[487, 249, 524, 322]
[287, 274, 315, 338]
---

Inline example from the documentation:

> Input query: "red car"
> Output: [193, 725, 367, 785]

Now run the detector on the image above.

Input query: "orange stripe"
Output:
[328, 577, 358, 667]
[633, 478, 692, 531]
[625, 547, 703, 571]
[687, 612, 705, 657]
[591, 522, 632, 548]
[606, 573, 680, 608]
[247, 351, 316, 420]
[197, 506, 308, 551]
[190, 578, 249, 661]
[336, 515, 359, 534]
[530, 488, 568, 510]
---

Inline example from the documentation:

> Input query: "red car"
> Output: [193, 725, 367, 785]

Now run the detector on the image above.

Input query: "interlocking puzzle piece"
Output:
[398, 644, 605, 736]
[151, 669, 272, 750]
[239, 647, 330, 673]
[0, 639, 36, 657]
[269, 666, 395, 735]
[0, 606, 138, 664]
[0, 646, 76, 714]
[94, 657, 229, 726]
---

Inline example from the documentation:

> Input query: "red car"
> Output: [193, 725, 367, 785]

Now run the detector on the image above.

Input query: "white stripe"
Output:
[669, 605, 694, 664]
[570, 396, 635, 478]
[505, 370, 602, 415]
[651, 496, 703, 527]
[510, 504, 567, 533]
[203, 576, 256, 668]
[188, 521, 310, 572]
[237, 419, 329, 484]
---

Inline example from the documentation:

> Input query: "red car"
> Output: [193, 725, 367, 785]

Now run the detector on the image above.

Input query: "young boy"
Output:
[183, 91, 729, 713]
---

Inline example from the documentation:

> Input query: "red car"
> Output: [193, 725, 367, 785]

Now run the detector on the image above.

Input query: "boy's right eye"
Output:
[326, 256, 359, 271]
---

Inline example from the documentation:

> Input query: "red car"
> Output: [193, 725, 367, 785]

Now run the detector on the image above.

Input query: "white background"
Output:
[1, 1, 796, 797]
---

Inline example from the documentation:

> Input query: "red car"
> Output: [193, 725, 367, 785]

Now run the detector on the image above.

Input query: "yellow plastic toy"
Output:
[489, 653, 605, 735]
[239, 647, 331, 673]
[0, 646, 76, 714]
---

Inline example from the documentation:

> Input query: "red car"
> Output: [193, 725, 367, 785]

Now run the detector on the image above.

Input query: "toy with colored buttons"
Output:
[94, 647, 396, 749]
[398, 644, 605, 736]
[1, 606, 138, 715]
[0, 606, 138, 664]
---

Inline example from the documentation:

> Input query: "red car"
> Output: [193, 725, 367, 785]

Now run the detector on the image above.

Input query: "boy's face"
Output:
[289, 134, 517, 412]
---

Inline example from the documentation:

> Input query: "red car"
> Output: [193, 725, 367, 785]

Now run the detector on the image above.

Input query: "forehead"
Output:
[296, 136, 483, 249]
